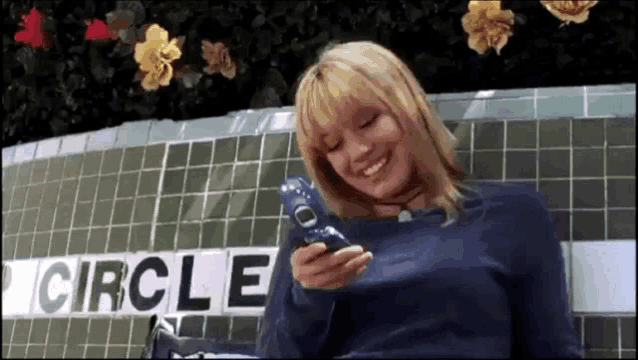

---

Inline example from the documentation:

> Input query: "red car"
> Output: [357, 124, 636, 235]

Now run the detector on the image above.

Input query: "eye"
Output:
[326, 140, 342, 152]
[360, 114, 379, 129]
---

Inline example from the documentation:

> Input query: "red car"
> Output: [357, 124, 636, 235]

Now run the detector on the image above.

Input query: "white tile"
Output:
[118, 252, 175, 316]
[2, 147, 15, 167]
[572, 240, 636, 312]
[2, 259, 40, 316]
[167, 251, 227, 315]
[86, 128, 118, 151]
[117, 120, 153, 147]
[12, 143, 37, 164]
[35, 138, 61, 159]
[267, 112, 295, 132]
[59, 133, 88, 155]
[32, 256, 80, 316]
[222, 247, 280, 316]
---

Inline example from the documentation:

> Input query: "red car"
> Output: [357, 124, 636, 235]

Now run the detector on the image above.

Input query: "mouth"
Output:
[360, 151, 392, 178]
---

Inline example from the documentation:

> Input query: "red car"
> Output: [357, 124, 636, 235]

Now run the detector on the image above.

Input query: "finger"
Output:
[304, 245, 366, 276]
[293, 242, 328, 265]
[310, 252, 373, 289]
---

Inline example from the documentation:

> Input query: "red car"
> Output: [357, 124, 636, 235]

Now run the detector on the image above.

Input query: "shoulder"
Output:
[473, 181, 550, 216]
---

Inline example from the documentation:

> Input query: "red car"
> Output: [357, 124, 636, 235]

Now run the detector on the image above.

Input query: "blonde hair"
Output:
[294, 40, 470, 221]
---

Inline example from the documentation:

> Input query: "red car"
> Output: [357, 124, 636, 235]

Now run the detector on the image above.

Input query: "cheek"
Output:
[326, 154, 346, 177]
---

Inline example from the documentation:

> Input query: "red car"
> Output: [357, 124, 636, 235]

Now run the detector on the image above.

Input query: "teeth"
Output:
[363, 155, 388, 176]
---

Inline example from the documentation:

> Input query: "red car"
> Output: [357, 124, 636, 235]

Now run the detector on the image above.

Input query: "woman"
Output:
[256, 41, 583, 359]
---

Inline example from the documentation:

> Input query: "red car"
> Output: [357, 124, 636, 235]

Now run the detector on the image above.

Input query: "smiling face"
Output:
[321, 104, 414, 201]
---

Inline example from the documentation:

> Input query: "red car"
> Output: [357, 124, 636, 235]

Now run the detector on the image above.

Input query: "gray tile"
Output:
[537, 96, 584, 119]
[201, 220, 225, 249]
[108, 318, 131, 345]
[17, 163, 33, 187]
[36, 205, 55, 231]
[607, 117, 635, 146]
[97, 175, 118, 201]
[255, 190, 281, 216]
[86, 127, 118, 151]
[149, 119, 184, 143]
[5, 212, 22, 235]
[25, 184, 44, 208]
[586, 84, 635, 94]
[607, 148, 635, 177]
[228, 191, 256, 218]
[608, 209, 635, 240]
[184, 168, 210, 194]
[262, 133, 290, 160]
[436, 100, 486, 120]
[573, 118, 605, 147]
[177, 223, 200, 250]
[3, 165, 18, 189]
[73, 202, 93, 228]
[29, 318, 49, 343]
[65, 345, 85, 358]
[620, 317, 635, 349]
[154, 224, 176, 251]
[88, 318, 110, 345]
[539, 119, 571, 148]
[131, 317, 153, 345]
[47, 318, 69, 344]
[122, 146, 145, 171]
[259, 161, 287, 188]
[252, 218, 279, 246]
[30, 158, 49, 183]
[289, 132, 301, 158]
[608, 179, 635, 208]
[539, 150, 570, 178]
[87, 228, 108, 254]
[230, 316, 259, 341]
[46, 157, 65, 182]
[9, 345, 26, 358]
[62, 154, 84, 179]
[19, 209, 38, 234]
[53, 204, 73, 230]
[143, 143, 167, 169]
[101, 148, 124, 175]
[573, 149, 604, 178]
[117, 172, 140, 198]
[584, 317, 619, 349]
[57, 179, 78, 206]
[14, 234, 33, 259]
[227, 218, 252, 247]
[485, 98, 535, 119]
[202, 193, 230, 219]
[162, 169, 185, 195]
[82, 151, 103, 176]
[588, 94, 635, 117]
[107, 226, 130, 253]
[179, 315, 204, 337]
[138, 170, 161, 196]
[31, 232, 51, 258]
[213, 137, 238, 164]
[129, 346, 145, 358]
[67, 318, 90, 345]
[26, 345, 45, 358]
[180, 195, 205, 221]
[158, 196, 181, 223]
[573, 211, 605, 240]
[286, 160, 308, 178]
[474, 121, 504, 149]
[2, 235, 17, 259]
[204, 316, 231, 339]
[3, 319, 14, 344]
[573, 180, 605, 208]
[506, 120, 537, 149]
[189, 141, 213, 167]
[472, 151, 503, 180]
[237, 135, 263, 161]
[166, 143, 189, 169]
[77, 177, 99, 202]
[208, 165, 233, 191]
[552, 211, 570, 241]
[539, 180, 570, 209]
[233, 164, 259, 190]
[112, 199, 134, 224]
[45, 345, 65, 358]
[11, 318, 31, 344]
[85, 346, 106, 358]
[133, 196, 155, 223]
[92, 200, 114, 226]
[68, 229, 89, 255]
[130, 223, 152, 252]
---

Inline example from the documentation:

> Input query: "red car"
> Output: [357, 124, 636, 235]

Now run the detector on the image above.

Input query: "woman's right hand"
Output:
[290, 242, 373, 290]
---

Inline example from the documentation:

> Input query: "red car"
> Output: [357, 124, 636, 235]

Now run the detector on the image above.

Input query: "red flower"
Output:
[85, 19, 119, 41]
[14, 8, 52, 50]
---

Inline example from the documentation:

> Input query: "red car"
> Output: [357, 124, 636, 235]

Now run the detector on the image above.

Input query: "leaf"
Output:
[116, 0, 145, 24]
[119, 28, 136, 44]
[16, 48, 36, 75]
[252, 14, 266, 28]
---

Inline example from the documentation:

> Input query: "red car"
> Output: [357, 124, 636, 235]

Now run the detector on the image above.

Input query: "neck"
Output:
[373, 175, 456, 218]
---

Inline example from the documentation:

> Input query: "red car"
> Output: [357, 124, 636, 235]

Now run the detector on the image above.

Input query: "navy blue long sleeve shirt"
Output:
[256, 181, 584, 359]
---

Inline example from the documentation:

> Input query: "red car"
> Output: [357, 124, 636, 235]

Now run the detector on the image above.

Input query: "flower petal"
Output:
[142, 71, 160, 91]
[160, 39, 182, 61]
[157, 64, 173, 86]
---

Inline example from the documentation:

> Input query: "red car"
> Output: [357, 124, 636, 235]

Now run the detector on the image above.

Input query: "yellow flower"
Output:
[134, 24, 182, 91]
[461, 0, 516, 56]
[540, 0, 598, 27]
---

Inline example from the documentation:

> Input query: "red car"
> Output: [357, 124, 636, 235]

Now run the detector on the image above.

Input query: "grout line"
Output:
[149, 143, 170, 252]
[85, 150, 107, 257]
[534, 89, 538, 120]
[82, 318, 90, 358]
[27, 158, 50, 259]
[250, 135, 266, 246]
[123, 145, 147, 255]
[103, 317, 114, 358]
[103, 146, 127, 255]
[172, 142, 193, 251]
[64, 151, 89, 257]
[470, 121, 475, 177]
[584, 86, 588, 118]
[23, 318, 35, 358]
[603, 119, 608, 244]
[125, 316, 135, 358]
[224, 138, 242, 249]
[278, 132, 294, 246]
[198, 141, 215, 250]
[618, 318, 623, 356]
[569, 118, 575, 315]
[502, 121, 507, 181]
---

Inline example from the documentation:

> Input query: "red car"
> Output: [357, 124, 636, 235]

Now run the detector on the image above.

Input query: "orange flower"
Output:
[540, 0, 598, 27]
[14, 8, 52, 50]
[134, 24, 182, 91]
[461, 0, 515, 56]
[202, 40, 237, 79]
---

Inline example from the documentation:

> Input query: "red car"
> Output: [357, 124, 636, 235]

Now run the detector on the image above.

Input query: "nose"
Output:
[343, 130, 372, 165]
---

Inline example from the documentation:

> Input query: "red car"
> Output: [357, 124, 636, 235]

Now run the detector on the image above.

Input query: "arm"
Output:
[511, 192, 584, 359]
[255, 225, 339, 358]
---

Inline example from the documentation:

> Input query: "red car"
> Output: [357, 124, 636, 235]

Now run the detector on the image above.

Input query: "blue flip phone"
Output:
[278, 176, 351, 253]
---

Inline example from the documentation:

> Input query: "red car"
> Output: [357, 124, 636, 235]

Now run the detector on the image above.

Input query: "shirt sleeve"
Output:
[255, 225, 339, 358]
[510, 191, 584, 359]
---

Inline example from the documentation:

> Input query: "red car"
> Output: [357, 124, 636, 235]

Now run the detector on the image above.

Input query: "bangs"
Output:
[298, 68, 384, 152]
